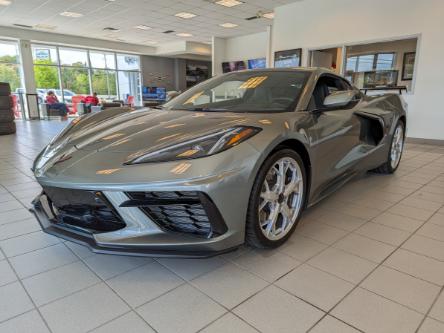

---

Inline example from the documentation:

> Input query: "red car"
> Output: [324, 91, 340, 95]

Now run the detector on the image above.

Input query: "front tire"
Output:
[373, 120, 405, 174]
[246, 149, 306, 249]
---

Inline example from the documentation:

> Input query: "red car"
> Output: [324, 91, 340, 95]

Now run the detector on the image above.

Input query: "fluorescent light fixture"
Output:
[215, 0, 243, 8]
[174, 12, 197, 19]
[35, 24, 57, 30]
[263, 12, 275, 19]
[134, 24, 151, 30]
[176, 33, 193, 37]
[219, 22, 238, 28]
[0, 0, 11, 6]
[60, 11, 84, 18]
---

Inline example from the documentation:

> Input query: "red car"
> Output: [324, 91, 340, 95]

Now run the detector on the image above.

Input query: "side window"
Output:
[310, 75, 347, 110]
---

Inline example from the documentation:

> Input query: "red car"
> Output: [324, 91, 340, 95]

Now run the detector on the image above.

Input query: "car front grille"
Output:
[43, 186, 125, 234]
[124, 191, 227, 238]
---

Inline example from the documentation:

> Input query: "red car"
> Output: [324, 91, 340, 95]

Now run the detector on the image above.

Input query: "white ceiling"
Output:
[0, 0, 300, 46]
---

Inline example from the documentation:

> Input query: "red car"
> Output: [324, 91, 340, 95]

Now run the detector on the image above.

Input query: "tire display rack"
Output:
[0, 82, 16, 135]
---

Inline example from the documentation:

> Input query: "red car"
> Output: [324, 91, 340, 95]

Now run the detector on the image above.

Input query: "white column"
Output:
[211, 36, 226, 76]
[19, 40, 39, 119]
[266, 25, 274, 68]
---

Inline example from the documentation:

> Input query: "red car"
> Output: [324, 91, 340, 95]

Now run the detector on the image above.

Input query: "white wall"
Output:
[223, 31, 268, 62]
[273, 0, 444, 140]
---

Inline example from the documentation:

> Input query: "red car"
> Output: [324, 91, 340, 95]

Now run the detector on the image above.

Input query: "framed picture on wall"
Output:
[274, 49, 302, 68]
[402, 52, 416, 80]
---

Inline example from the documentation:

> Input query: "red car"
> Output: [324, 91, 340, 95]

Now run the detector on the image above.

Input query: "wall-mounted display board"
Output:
[274, 49, 302, 68]
[402, 52, 416, 80]
[247, 58, 266, 69]
[222, 61, 247, 73]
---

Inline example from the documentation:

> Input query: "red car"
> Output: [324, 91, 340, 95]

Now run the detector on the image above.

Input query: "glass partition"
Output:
[31, 43, 142, 111]
[59, 48, 88, 67]
[0, 40, 25, 119]
[345, 38, 417, 92]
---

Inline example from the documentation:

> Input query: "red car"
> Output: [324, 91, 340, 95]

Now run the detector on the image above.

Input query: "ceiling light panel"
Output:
[176, 33, 193, 37]
[263, 12, 275, 19]
[219, 22, 238, 28]
[174, 12, 197, 19]
[35, 24, 57, 30]
[215, 0, 244, 8]
[0, 0, 11, 6]
[134, 25, 151, 30]
[60, 11, 84, 18]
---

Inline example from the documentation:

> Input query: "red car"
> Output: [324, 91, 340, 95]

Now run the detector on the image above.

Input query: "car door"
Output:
[304, 74, 362, 199]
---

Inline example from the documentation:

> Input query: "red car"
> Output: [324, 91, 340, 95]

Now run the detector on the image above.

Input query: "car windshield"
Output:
[164, 70, 310, 113]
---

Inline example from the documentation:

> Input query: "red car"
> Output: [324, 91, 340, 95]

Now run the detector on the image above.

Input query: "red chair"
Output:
[71, 95, 84, 115]
[11, 95, 21, 119]
[127, 95, 135, 107]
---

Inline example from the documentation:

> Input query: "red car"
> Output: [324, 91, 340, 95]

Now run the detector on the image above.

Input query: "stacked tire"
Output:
[0, 82, 16, 135]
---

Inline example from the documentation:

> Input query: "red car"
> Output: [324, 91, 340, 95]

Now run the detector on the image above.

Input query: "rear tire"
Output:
[372, 120, 405, 174]
[246, 149, 306, 249]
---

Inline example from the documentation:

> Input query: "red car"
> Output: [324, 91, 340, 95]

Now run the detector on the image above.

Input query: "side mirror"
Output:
[323, 91, 357, 108]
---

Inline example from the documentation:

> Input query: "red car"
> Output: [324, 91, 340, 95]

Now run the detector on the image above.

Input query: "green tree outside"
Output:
[0, 55, 21, 91]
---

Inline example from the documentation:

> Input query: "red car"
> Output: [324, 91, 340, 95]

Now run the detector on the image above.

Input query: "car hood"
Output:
[48, 108, 255, 155]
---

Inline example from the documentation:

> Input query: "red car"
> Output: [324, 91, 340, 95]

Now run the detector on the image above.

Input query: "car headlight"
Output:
[126, 126, 262, 164]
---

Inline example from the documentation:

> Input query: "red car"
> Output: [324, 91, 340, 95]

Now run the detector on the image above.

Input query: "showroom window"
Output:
[345, 38, 418, 92]
[31, 44, 142, 108]
[0, 40, 25, 118]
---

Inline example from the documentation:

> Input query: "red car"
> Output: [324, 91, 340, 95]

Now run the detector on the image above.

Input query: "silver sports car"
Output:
[32, 68, 406, 257]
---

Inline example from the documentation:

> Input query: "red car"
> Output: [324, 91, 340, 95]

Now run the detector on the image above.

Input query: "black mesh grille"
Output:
[43, 187, 125, 234]
[125, 191, 224, 238]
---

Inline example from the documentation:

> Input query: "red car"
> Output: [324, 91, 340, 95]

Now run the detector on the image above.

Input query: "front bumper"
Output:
[32, 192, 238, 258]
[32, 138, 263, 257]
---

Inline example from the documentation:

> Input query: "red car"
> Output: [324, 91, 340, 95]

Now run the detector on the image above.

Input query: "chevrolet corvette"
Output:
[31, 68, 406, 257]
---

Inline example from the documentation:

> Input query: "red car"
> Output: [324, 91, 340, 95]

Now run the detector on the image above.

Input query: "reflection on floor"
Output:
[0, 120, 444, 333]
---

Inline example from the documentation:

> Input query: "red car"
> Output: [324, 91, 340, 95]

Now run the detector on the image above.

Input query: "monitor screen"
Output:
[142, 87, 166, 100]
[248, 58, 266, 69]
[274, 49, 302, 68]
[222, 61, 247, 73]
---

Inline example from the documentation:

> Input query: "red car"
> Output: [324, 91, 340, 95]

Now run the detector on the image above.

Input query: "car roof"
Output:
[235, 67, 337, 76]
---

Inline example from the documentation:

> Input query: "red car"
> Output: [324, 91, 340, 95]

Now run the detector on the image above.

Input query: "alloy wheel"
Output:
[258, 157, 304, 241]
[390, 124, 404, 169]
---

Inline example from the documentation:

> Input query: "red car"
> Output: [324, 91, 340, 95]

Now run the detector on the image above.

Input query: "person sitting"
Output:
[45, 91, 68, 120]
[82, 92, 100, 113]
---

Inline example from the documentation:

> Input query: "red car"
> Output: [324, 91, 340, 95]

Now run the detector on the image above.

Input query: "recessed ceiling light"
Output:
[263, 12, 275, 19]
[174, 12, 197, 19]
[0, 0, 11, 6]
[134, 25, 151, 30]
[176, 33, 193, 37]
[219, 22, 238, 28]
[215, 0, 244, 8]
[60, 11, 84, 18]
[35, 24, 57, 30]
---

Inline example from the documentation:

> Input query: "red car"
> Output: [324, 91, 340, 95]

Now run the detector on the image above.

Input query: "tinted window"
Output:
[165, 71, 310, 113]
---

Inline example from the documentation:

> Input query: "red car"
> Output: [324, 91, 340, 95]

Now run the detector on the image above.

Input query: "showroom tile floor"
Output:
[0, 120, 444, 333]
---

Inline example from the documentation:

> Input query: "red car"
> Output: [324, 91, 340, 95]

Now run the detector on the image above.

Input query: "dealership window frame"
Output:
[31, 43, 142, 105]
[305, 34, 421, 94]
[0, 39, 28, 118]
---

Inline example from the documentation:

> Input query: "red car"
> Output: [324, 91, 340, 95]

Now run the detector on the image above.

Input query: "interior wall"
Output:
[223, 31, 268, 62]
[141, 55, 176, 91]
[273, 0, 444, 140]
